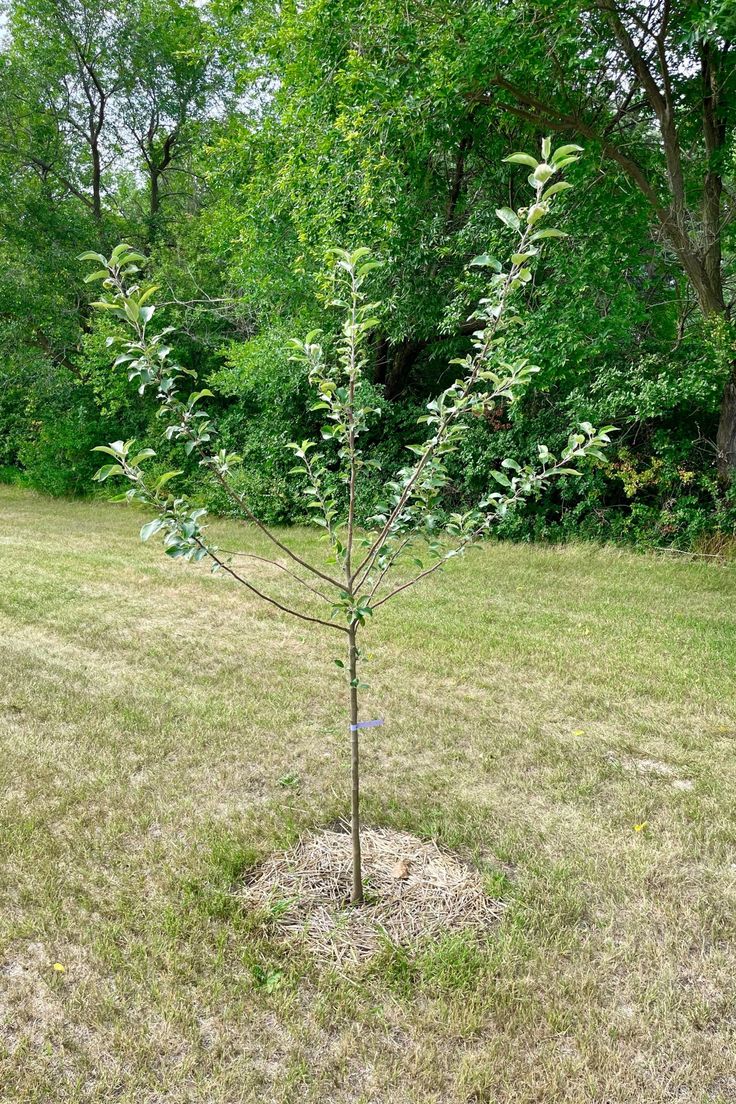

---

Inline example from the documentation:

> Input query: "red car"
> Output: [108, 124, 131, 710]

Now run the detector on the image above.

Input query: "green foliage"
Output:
[81, 140, 613, 619]
[1, 0, 735, 544]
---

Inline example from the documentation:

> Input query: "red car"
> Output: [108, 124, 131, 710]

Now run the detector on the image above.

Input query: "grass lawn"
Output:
[1, 483, 736, 1103]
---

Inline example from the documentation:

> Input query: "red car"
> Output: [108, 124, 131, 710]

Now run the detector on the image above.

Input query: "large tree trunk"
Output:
[716, 370, 736, 481]
[147, 131, 177, 242]
[373, 337, 429, 399]
[150, 169, 160, 220]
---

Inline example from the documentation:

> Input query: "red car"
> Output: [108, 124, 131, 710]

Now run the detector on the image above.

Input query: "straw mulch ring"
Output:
[240, 825, 502, 962]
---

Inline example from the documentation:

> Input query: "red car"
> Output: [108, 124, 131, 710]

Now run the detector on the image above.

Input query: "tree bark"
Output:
[347, 623, 363, 905]
[150, 169, 160, 220]
[717, 373, 736, 480]
[91, 140, 102, 222]
[147, 130, 178, 238]
[385, 338, 429, 399]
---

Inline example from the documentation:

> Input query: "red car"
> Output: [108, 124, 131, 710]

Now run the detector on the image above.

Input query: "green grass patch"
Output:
[1, 485, 736, 1102]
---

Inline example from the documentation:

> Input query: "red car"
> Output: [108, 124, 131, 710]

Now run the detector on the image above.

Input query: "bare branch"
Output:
[216, 549, 335, 604]
[205, 463, 346, 593]
[197, 541, 348, 634]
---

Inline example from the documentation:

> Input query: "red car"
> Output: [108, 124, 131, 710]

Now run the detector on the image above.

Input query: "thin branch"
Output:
[197, 540, 348, 634]
[370, 450, 597, 611]
[352, 218, 538, 590]
[364, 536, 412, 602]
[216, 549, 334, 604]
[205, 462, 346, 593]
[345, 271, 359, 582]
[370, 556, 447, 611]
[111, 268, 347, 596]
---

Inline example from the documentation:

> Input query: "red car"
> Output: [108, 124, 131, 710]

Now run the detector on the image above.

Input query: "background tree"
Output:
[191, 0, 731, 542]
[1, 0, 131, 221]
[1, 0, 734, 547]
[117, 0, 230, 240]
[0, 0, 239, 489]
[472, 0, 736, 476]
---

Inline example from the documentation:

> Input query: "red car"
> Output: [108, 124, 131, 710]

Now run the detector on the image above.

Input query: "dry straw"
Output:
[241, 826, 502, 963]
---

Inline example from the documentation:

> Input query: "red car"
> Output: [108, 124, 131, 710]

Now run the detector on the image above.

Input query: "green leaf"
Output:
[541, 181, 573, 200]
[530, 229, 569, 241]
[526, 203, 546, 225]
[129, 449, 156, 467]
[495, 207, 521, 231]
[93, 464, 124, 482]
[188, 390, 214, 406]
[154, 470, 183, 490]
[140, 519, 165, 541]
[470, 253, 502, 271]
[138, 285, 160, 305]
[552, 155, 580, 170]
[551, 144, 583, 165]
[503, 152, 539, 169]
[110, 243, 135, 262]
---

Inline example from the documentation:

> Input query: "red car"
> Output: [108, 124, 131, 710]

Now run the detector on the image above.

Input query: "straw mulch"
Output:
[240, 825, 501, 962]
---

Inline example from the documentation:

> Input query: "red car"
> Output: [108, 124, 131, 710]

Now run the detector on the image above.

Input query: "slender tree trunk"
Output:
[91, 141, 102, 222]
[347, 622, 363, 905]
[148, 169, 162, 243]
[150, 169, 160, 220]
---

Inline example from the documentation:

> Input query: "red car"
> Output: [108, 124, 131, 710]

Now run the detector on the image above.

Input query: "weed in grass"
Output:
[250, 964, 285, 994]
[277, 772, 302, 791]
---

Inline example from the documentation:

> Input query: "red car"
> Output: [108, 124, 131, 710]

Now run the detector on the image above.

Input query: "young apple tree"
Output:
[81, 138, 614, 905]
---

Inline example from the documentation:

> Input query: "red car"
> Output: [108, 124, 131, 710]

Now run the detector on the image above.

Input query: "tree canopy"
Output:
[1, 0, 734, 546]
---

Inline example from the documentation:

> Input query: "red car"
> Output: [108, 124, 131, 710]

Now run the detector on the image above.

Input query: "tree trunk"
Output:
[716, 369, 736, 482]
[148, 169, 162, 243]
[150, 168, 160, 220]
[384, 338, 428, 400]
[91, 142, 102, 222]
[347, 623, 363, 905]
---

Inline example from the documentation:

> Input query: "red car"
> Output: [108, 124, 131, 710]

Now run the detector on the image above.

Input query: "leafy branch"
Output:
[80, 137, 615, 905]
